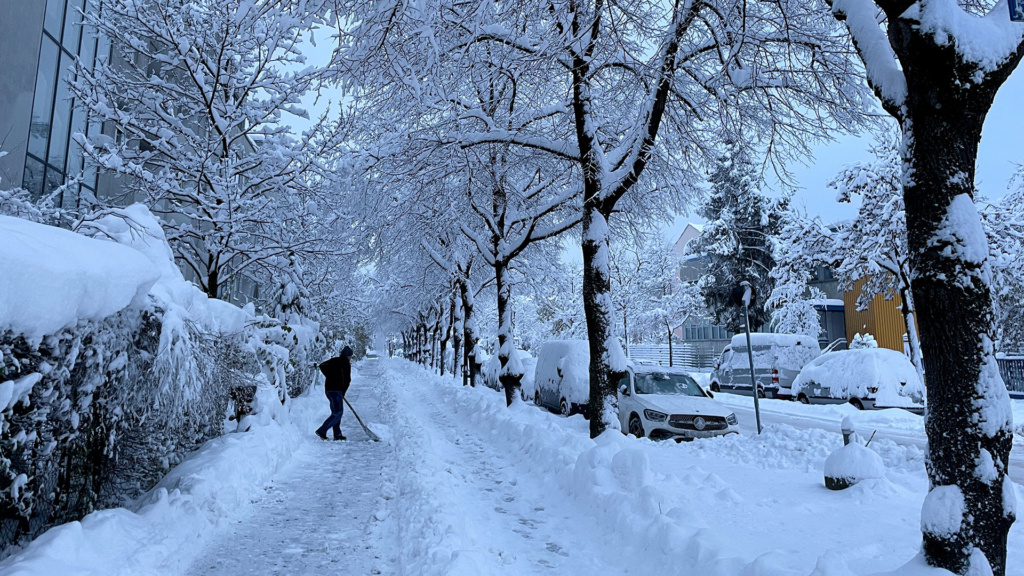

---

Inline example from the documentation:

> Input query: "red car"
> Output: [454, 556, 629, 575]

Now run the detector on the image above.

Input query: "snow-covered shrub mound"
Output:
[0, 215, 158, 340]
[0, 205, 318, 551]
[824, 443, 886, 490]
[793, 348, 925, 408]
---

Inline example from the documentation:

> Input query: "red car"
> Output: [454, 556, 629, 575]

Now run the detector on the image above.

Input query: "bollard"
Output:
[841, 416, 854, 446]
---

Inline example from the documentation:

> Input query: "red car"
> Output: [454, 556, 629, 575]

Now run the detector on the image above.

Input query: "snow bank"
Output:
[0, 391, 322, 575]
[79, 205, 249, 334]
[824, 443, 886, 484]
[0, 215, 158, 340]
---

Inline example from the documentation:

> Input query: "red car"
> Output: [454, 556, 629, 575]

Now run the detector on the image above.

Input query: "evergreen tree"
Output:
[691, 143, 787, 333]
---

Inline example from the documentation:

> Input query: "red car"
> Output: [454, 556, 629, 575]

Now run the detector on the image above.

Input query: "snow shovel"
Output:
[343, 397, 381, 442]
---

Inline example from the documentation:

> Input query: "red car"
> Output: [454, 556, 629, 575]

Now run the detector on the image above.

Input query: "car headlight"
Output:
[726, 413, 738, 426]
[643, 409, 668, 422]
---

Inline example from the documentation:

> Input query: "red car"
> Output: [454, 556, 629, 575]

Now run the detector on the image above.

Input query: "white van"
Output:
[709, 333, 820, 399]
[532, 340, 590, 416]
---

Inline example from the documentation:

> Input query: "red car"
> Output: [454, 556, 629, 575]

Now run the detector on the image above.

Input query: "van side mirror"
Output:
[619, 384, 629, 396]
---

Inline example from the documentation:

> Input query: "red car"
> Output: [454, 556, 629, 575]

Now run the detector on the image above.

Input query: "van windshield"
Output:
[634, 372, 705, 396]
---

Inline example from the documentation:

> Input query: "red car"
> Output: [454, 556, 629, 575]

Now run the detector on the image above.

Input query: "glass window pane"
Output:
[67, 106, 88, 175]
[48, 52, 74, 171]
[44, 165, 65, 197]
[22, 157, 46, 198]
[44, 0, 66, 39]
[63, 0, 85, 49]
[29, 39, 60, 160]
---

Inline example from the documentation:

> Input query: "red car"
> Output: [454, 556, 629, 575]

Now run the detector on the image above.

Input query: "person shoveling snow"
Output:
[316, 346, 353, 441]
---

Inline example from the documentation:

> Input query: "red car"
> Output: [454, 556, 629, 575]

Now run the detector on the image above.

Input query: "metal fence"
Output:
[627, 340, 731, 370]
[998, 357, 1024, 399]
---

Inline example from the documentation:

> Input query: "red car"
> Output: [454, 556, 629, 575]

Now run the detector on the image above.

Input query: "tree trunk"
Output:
[460, 280, 479, 387]
[894, 23, 1019, 574]
[206, 264, 220, 300]
[452, 293, 464, 379]
[582, 206, 623, 437]
[667, 324, 673, 368]
[495, 260, 523, 406]
[623, 313, 629, 359]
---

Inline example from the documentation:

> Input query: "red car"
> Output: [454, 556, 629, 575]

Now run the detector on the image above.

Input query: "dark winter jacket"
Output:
[319, 355, 352, 395]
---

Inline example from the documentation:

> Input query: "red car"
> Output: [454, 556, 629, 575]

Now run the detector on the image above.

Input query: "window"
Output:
[22, 0, 101, 208]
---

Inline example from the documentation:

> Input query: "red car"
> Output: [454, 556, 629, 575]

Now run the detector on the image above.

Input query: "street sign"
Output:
[1011, 0, 1024, 22]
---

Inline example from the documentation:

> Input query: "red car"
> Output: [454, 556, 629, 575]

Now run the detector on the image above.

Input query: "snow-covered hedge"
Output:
[0, 205, 321, 553]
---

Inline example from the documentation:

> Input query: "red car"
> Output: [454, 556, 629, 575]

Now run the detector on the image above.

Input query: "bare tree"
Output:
[72, 0, 349, 299]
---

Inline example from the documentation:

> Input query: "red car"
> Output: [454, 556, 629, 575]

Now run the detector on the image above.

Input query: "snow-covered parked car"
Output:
[618, 365, 739, 441]
[710, 333, 820, 399]
[533, 340, 590, 416]
[791, 348, 925, 412]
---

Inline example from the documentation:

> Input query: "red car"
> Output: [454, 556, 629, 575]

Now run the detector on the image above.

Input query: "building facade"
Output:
[0, 0, 107, 207]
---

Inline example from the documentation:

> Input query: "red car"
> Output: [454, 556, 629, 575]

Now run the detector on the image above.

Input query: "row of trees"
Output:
[337, 0, 1024, 574]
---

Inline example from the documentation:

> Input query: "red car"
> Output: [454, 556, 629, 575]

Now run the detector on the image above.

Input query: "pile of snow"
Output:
[793, 348, 925, 408]
[0, 215, 158, 340]
[534, 340, 590, 405]
[482, 347, 534, 393]
[382, 360, 1004, 576]
[78, 205, 249, 334]
[824, 443, 886, 487]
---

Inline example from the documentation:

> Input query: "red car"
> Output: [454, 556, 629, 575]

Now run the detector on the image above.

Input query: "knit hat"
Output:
[341, 346, 354, 357]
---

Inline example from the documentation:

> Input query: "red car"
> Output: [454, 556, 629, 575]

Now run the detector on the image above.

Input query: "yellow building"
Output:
[843, 278, 916, 354]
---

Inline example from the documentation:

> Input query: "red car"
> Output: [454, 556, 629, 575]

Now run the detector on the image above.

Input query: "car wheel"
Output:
[534, 391, 542, 407]
[560, 398, 571, 417]
[850, 398, 865, 410]
[756, 387, 766, 399]
[629, 415, 645, 438]
[710, 382, 720, 393]
[798, 393, 810, 405]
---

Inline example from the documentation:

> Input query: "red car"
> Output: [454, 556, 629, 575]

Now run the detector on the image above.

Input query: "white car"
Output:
[617, 365, 740, 441]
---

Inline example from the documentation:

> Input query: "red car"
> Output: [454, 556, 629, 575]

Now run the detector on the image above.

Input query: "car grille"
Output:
[668, 414, 728, 431]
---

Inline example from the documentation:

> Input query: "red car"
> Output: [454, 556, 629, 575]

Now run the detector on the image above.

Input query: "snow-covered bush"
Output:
[0, 205, 320, 551]
[849, 333, 879, 350]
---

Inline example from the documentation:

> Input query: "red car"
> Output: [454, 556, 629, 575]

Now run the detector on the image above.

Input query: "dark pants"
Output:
[316, 390, 345, 439]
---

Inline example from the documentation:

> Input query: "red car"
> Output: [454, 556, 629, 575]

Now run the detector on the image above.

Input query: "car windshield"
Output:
[634, 372, 705, 396]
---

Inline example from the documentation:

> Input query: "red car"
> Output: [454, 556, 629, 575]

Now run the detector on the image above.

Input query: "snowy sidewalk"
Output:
[184, 364, 394, 576]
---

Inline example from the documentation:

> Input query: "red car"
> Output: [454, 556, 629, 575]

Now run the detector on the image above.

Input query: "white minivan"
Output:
[709, 333, 820, 399]
[617, 365, 739, 441]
